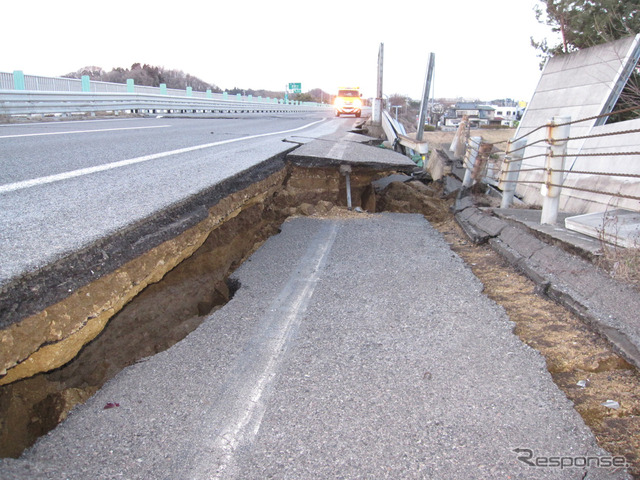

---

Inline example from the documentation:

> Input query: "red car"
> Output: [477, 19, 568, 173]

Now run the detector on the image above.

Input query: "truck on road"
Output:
[334, 87, 362, 117]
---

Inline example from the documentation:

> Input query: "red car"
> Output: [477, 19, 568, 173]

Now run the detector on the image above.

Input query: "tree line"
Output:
[63, 64, 223, 93]
[63, 63, 332, 103]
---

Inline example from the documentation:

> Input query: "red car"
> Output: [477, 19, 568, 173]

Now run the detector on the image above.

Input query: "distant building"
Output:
[492, 106, 519, 127]
[443, 102, 522, 127]
[443, 103, 495, 127]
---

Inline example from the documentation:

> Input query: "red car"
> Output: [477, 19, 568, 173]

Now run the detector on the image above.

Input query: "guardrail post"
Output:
[236, 93, 242, 102]
[206, 89, 212, 98]
[540, 116, 571, 225]
[223, 91, 228, 101]
[126, 79, 134, 93]
[499, 138, 527, 208]
[81, 75, 90, 92]
[472, 142, 493, 182]
[186, 86, 192, 97]
[248, 94, 253, 102]
[13, 70, 25, 90]
[449, 116, 468, 160]
[462, 136, 482, 188]
[160, 84, 167, 95]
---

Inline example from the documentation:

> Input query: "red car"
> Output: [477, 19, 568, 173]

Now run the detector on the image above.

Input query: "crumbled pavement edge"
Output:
[453, 197, 640, 371]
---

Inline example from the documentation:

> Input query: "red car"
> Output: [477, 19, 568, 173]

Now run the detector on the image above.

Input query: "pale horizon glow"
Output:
[2, 0, 558, 102]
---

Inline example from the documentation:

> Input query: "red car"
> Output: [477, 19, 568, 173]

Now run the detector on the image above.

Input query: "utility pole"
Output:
[372, 43, 384, 125]
[416, 53, 435, 142]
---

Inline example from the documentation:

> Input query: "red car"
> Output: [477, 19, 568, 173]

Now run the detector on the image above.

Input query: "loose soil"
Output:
[420, 127, 515, 147]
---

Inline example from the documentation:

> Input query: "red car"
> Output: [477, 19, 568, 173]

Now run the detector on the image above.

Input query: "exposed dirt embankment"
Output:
[0, 162, 389, 458]
[0, 170, 287, 386]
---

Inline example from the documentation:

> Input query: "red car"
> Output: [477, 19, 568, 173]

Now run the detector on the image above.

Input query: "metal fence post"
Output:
[540, 116, 571, 225]
[462, 136, 482, 188]
[499, 138, 527, 208]
[13, 70, 25, 90]
[81, 75, 90, 93]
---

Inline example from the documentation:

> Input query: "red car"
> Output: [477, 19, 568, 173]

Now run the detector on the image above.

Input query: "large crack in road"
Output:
[0, 162, 393, 458]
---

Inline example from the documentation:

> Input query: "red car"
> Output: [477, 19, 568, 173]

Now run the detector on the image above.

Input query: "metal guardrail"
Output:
[452, 106, 640, 225]
[381, 111, 429, 156]
[0, 90, 331, 116]
[0, 71, 332, 116]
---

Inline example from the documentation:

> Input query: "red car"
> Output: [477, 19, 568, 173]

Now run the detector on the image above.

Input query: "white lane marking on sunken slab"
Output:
[192, 221, 339, 480]
[327, 141, 348, 160]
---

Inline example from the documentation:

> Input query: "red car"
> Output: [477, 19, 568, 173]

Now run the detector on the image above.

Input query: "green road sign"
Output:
[288, 82, 301, 93]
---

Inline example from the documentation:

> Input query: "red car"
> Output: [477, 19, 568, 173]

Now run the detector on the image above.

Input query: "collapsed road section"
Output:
[0, 213, 628, 479]
[0, 122, 416, 457]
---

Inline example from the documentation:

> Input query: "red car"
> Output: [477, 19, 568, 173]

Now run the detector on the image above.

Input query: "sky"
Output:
[2, 0, 558, 102]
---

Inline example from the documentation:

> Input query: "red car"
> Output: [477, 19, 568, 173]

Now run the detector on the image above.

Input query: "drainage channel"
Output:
[0, 161, 411, 458]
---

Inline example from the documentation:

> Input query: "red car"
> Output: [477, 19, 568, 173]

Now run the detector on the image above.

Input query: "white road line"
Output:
[0, 119, 325, 194]
[0, 117, 147, 128]
[327, 141, 348, 159]
[0, 124, 171, 139]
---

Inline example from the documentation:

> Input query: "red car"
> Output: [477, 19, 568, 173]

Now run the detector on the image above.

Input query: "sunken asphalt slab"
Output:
[455, 203, 640, 372]
[0, 214, 629, 479]
[286, 130, 416, 171]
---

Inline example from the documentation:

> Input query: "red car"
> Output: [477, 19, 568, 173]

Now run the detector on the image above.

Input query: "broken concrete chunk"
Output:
[601, 399, 620, 409]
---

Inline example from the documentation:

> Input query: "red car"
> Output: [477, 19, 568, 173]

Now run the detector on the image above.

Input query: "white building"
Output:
[491, 106, 519, 127]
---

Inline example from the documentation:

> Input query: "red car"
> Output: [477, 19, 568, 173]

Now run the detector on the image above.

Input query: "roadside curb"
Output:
[454, 203, 640, 370]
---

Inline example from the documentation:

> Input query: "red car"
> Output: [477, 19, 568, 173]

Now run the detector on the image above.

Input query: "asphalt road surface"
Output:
[0, 113, 339, 288]
[0, 215, 629, 479]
